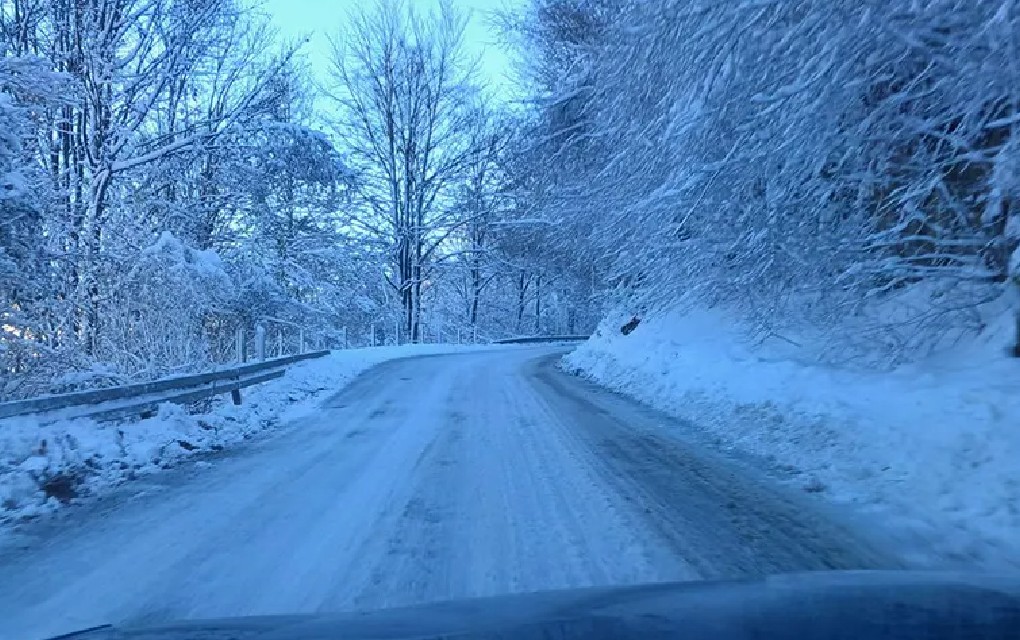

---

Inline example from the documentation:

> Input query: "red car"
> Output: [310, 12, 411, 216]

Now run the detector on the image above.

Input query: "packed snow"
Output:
[565, 306, 1020, 570]
[0, 347, 896, 640]
[0, 345, 480, 526]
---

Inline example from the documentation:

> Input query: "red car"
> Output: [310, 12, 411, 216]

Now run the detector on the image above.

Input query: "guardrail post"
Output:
[255, 325, 266, 361]
[342, 326, 348, 349]
[298, 328, 305, 354]
[276, 330, 283, 357]
[1013, 311, 1020, 357]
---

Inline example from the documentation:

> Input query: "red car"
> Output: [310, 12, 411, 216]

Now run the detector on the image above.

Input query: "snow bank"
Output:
[0, 345, 477, 525]
[564, 307, 1020, 569]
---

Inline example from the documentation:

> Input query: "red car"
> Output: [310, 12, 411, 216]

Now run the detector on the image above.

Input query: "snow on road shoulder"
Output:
[564, 308, 1020, 570]
[0, 344, 480, 526]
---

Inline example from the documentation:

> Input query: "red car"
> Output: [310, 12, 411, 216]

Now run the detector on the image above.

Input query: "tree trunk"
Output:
[516, 270, 528, 333]
[470, 265, 481, 325]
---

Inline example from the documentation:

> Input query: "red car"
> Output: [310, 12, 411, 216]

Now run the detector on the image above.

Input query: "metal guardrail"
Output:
[0, 350, 330, 423]
[493, 335, 590, 345]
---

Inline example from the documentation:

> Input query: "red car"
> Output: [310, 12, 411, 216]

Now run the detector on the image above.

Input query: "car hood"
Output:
[55, 571, 1020, 640]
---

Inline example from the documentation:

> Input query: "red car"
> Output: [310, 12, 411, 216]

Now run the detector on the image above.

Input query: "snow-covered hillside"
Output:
[565, 307, 1020, 570]
[0, 345, 480, 526]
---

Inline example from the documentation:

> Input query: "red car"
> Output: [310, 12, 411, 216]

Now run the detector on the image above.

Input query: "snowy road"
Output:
[0, 347, 898, 640]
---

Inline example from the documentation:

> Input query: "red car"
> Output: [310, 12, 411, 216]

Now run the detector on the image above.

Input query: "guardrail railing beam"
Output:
[0, 350, 330, 424]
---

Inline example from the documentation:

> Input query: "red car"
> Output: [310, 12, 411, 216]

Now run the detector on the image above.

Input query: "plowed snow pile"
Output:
[565, 307, 1020, 570]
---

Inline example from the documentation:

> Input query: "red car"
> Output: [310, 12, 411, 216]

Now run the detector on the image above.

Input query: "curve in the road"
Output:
[0, 346, 900, 640]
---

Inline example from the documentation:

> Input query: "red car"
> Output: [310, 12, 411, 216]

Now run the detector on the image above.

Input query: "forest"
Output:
[3, 0, 1019, 400]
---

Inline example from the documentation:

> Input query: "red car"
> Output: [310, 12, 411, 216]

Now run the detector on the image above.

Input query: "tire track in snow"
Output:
[0, 347, 899, 640]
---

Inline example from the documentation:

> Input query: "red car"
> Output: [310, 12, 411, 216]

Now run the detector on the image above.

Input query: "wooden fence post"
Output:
[255, 325, 266, 361]
[235, 327, 246, 363]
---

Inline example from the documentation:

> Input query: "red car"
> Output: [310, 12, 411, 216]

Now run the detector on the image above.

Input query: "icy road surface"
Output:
[0, 347, 899, 639]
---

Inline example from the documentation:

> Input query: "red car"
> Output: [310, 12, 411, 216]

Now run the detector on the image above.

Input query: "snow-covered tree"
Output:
[1, 1, 365, 398]
[326, 0, 478, 343]
[510, 0, 1020, 363]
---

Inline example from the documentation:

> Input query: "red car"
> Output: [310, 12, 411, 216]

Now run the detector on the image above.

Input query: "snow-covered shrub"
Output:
[97, 231, 235, 377]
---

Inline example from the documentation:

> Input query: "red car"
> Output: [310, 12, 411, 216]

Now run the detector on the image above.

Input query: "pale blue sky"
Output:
[262, 0, 520, 98]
